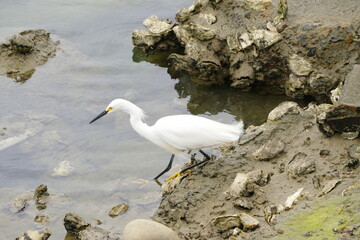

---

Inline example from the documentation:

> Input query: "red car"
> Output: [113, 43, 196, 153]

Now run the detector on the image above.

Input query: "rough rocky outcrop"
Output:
[133, 0, 360, 101]
[0, 29, 59, 82]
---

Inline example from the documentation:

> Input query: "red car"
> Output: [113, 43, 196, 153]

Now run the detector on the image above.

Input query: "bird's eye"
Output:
[106, 107, 113, 111]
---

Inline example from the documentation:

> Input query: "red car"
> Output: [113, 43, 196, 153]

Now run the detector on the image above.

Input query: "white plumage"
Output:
[90, 99, 244, 180]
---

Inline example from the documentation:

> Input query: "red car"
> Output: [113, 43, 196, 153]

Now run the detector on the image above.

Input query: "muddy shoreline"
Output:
[153, 102, 359, 239]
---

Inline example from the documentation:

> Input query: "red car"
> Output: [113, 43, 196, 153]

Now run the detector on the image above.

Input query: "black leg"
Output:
[153, 154, 175, 180]
[180, 149, 211, 173]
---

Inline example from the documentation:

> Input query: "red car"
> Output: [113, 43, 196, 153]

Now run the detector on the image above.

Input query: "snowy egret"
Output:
[90, 99, 244, 180]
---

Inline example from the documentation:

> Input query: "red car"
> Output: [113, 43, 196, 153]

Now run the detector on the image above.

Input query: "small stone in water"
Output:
[109, 203, 129, 218]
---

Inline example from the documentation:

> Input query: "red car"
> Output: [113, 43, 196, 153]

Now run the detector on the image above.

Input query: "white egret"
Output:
[90, 99, 244, 180]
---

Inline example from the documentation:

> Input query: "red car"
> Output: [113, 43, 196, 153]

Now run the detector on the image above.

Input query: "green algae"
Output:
[273, 192, 360, 240]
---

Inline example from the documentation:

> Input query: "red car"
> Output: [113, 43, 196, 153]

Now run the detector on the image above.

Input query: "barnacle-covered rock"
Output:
[184, 22, 216, 41]
[237, 23, 282, 50]
[132, 15, 175, 51]
[143, 15, 174, 35]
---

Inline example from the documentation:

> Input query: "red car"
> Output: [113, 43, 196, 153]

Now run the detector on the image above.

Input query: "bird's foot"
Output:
[165, 169, 191, 182]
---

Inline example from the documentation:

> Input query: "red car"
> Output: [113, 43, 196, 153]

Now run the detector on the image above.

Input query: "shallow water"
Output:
[1, 0, 293, 238]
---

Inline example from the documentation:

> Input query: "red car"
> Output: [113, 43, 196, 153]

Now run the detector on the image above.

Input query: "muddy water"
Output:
[1, 0, 292, 238]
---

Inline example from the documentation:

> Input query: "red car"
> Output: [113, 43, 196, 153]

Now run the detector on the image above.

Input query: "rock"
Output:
[10, 34, 35, 54]
[319, 179, 341, 196]
[212, 215, 242, 232]
[317, 104, 360, 136]
[184, 22, 216, 41]
[212, 213, 259, 232]
[238, 23, 282, 50]
[176, 9, 191, 23]
[143, 15, 174, 35]
[228, 170, 269, 197]
[132, 30, 162, 50]
[34, 184, 49, 207]
[338, 64, 360, 107]
[64, 212, 90, 236]
[124, 219, 180, 240]
[309, 72, 336, 95]
[16, 229, 51, 240]
[234, 198, 254, 210]
[199, 13, 217, 25]
[239, 125, 263, 145]
[34, 215, 50, 225]
[287, 153, 316, 176]
[0, 29, 58, 81]
[288, 54, 313, 76]
[285, 74, 307, 98]
[238, 213, 260, 231]
[11, 192, 32, 213]
[230, 61, 255, 88]
[252, 140, 285, 161]
[244, 0, 273, 11]
[347, 144, 360, 164]
[64, 212, 121, 239]
[317, 65, 360, 137]
[108, 203, 129, 218]
[267, 101, 300, 121]
[132, 15, 175, 51]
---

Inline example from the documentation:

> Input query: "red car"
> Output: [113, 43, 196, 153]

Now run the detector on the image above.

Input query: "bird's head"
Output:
[89, 99, 127, 124]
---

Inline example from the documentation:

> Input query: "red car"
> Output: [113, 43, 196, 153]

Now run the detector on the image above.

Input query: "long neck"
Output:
[122, 101, 152, 139]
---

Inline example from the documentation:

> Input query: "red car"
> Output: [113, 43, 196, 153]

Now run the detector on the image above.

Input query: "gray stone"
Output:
[287, 153, 316, 175]
[252, 140, 285, 161]
[268, 101, 300, 121]
[348, 144, 360, 161]
[339, 64, 360, 107]
[319, 179, 341, 196]
[124, 219, 180, 240]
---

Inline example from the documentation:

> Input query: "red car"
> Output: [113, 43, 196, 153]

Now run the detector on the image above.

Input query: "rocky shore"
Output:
[4, 0, 360, 239]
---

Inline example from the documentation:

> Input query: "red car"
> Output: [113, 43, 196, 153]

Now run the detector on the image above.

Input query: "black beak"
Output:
[89, 110, 108, 124]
